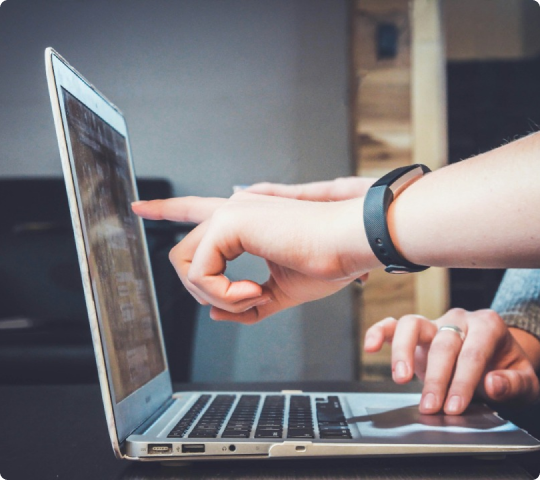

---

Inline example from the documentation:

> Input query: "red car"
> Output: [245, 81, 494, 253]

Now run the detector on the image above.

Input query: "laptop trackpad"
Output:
[348, 397, 514, 443]
[363, 404, 502, 430]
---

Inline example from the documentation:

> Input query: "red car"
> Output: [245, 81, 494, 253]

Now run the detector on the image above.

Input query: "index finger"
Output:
[131, 197, 226, 223]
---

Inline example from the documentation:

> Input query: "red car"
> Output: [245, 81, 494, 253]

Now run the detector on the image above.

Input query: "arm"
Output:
[132, 132, 540, 322]
[386, 133, 540, 269]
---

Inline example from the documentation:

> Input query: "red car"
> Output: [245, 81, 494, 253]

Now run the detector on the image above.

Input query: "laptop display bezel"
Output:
[45, 48, 173, 450]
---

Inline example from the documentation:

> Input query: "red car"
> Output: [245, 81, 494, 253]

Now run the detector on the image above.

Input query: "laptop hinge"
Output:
[131, 397, 176, 436]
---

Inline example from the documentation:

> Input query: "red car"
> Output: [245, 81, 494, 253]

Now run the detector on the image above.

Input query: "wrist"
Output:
[335, 197, 383, 278]
[363, 165, 431, 273]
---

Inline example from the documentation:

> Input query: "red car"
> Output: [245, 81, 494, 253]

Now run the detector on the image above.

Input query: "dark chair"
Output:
[0, 177, 197, 384]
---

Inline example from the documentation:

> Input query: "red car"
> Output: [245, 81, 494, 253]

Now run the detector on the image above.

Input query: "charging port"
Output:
[148, 444, 172, 455]
[182, 444, 205, 454]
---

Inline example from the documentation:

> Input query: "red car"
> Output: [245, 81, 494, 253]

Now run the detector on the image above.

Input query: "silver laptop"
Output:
[45, 47, 540, 462]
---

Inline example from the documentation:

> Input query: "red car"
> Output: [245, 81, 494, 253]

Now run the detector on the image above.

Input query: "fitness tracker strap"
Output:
[363, 164, 431, 274]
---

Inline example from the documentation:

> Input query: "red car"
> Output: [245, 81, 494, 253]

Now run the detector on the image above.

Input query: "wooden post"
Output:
[351, 0, 448, 380]
[412, 0, 449, 320]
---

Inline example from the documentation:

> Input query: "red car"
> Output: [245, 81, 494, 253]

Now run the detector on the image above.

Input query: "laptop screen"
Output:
[62, 89, 166, 403]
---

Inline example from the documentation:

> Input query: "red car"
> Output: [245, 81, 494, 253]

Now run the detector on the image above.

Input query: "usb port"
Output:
[148, 444, 172, 455]
[182, 444, 205, 453]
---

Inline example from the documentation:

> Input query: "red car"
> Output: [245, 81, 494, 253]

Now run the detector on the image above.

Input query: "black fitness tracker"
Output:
[363, 164, 431, 274]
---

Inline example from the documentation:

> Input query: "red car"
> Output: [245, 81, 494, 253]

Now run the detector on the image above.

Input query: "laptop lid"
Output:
[45, 48, 173, 452]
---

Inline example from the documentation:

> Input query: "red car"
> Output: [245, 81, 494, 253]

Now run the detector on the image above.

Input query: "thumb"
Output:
[485, 369, 540, 403]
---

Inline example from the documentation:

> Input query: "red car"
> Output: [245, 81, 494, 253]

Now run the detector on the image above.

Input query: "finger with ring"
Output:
[437, 325, 466, 342]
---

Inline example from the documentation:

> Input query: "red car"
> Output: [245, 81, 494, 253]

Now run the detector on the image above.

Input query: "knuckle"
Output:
[230, 191, 250, 202]
[398, 314, 424, 327]
[381, 316, 398, 326]
[447, 307, 467, 317]
[459, 347, 488, 365]
[168, 244, 180, 262]
[365, 325, 379, 337]
[207, 212, 232, 235]
[474, 308, 501, 324]
[211, 204, 230, 219]
[186, 268, 202, 287]
[371, 317, 396, 333]
[228, 304, 247, 314]
[476, 309, 504, 329]
[471, 309, 506, 339]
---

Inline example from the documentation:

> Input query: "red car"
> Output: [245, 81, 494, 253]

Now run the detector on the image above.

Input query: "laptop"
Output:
[45, 47, 540, 462]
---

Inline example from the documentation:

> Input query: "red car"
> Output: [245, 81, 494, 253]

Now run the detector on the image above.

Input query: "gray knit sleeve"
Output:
[491, 269, 540, 341]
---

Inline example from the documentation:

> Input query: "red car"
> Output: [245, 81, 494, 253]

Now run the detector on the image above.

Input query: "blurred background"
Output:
[1, 0, 539, 385]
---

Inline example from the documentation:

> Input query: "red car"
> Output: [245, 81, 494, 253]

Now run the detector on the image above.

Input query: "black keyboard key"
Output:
[222, 431, 250, 438]
[255, 429, 283, 438]
[189, 431, 218, 438]
[319, 427, 351, 434]
[317, 413, 346, 423]
[288, 423, 312, 430]
[223, 426, 251, 433]
[256, 425, 282, 431]
[321, 433, 352, 440]
[287, 428, 314, 438]
[318, 421, 348, 427]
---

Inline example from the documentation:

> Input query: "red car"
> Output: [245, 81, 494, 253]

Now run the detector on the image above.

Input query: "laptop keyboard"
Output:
[167, 394, 352, 440]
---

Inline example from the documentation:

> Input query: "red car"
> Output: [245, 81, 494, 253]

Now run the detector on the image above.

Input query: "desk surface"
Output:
[1, 382, 539, 480]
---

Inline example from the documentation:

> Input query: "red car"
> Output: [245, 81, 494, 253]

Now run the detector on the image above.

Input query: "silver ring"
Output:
[438, 325, 465, 342]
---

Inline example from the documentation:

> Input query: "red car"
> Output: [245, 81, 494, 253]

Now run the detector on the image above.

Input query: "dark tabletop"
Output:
[1, 382, 539, 480]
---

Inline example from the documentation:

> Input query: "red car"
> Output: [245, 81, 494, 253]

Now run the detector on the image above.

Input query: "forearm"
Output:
[387, 132, 540, 268]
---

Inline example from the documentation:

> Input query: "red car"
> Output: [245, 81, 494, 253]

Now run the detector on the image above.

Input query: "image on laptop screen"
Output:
[62, 89, 165, 402]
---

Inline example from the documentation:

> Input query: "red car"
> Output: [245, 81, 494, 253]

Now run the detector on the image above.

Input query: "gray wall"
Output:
[0, 0, 355, 381]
